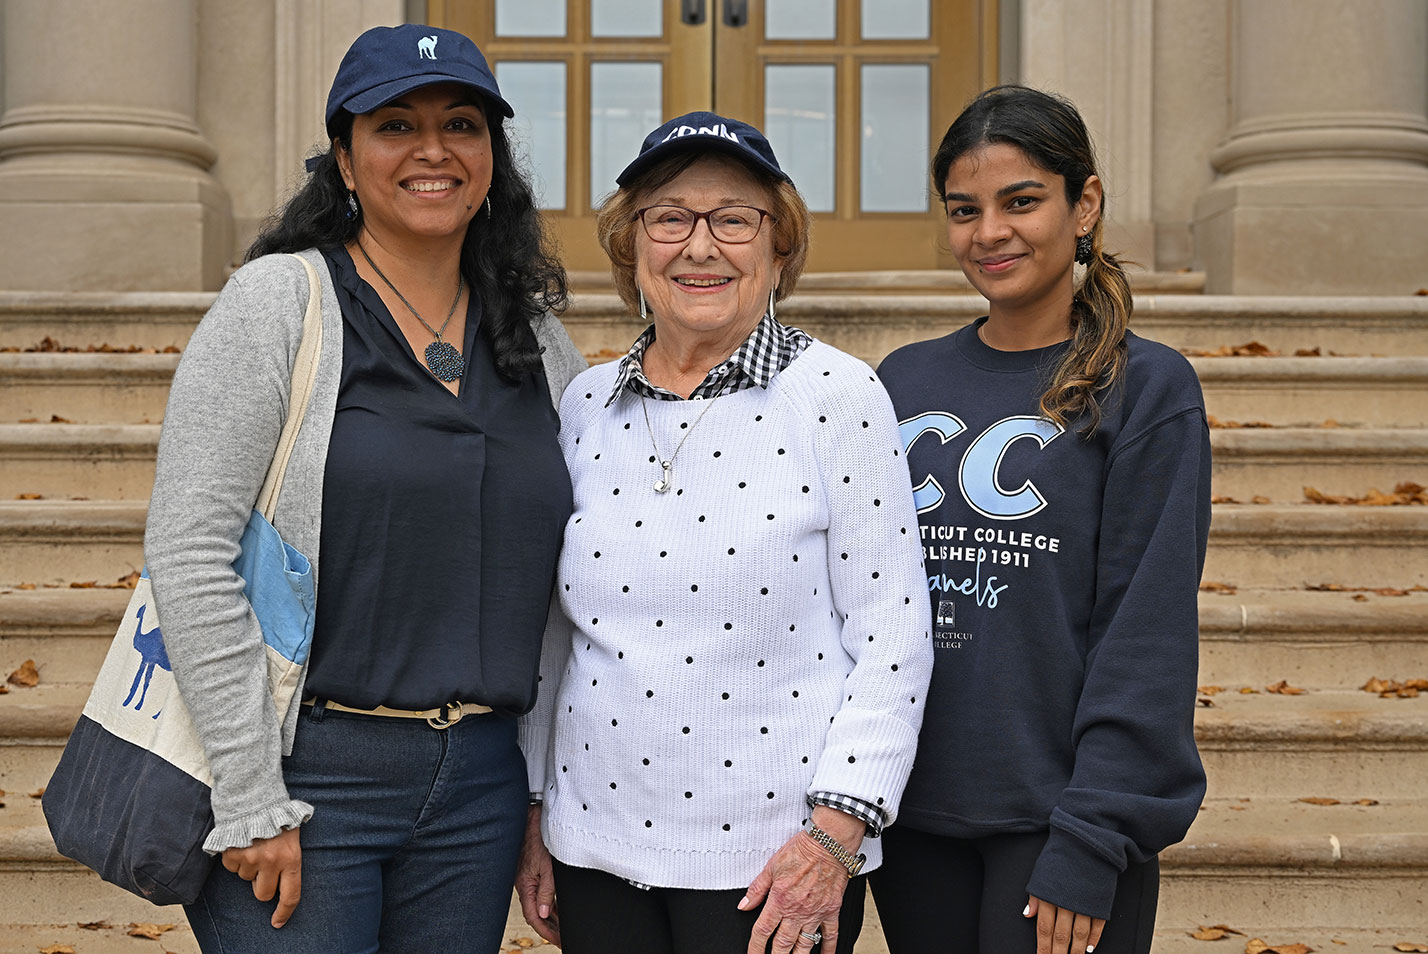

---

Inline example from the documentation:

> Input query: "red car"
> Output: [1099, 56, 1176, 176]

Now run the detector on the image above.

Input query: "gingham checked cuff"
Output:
[808, 791, 886, 837]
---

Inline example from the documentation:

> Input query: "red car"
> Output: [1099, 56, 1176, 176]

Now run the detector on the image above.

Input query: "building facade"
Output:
[0, 0, 1424, 294]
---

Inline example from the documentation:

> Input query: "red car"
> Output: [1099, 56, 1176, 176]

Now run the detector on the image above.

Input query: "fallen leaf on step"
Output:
[1206, 414, 1274, 428]
[1331, 941, 1345, 946]
[1305, 483, 1428, 506]
[1266, 680, 1306, 695]
[0, 685, 8, 694]
[1251, 495, 1272, 505]
[1298, 797, 1340, 806]
[1352, 594, 1369, 602]
[69, 580, 97, 588]
[1190, 924, 1246, 940]
[1229, 803, 1249, 810]
[1294, 347, 1322, 356]
[14, 492, 43, 499]
[1184, 341, 1278, 358]
[49, 414, 73, 423]
[1319, 419, 1340, 428]
[6, 659, 39, 687]
[17, 417, 39, 422]
[1239, 687, 1260, 694]
[511, 939, 537, 949]
[1245, 941, 1315, 954]
[105, 570, 141, 589]
[127, 923, 178, 939]
[1354, 798, 1380, 806]
[1393, 944, 1428, 952]
[77, 920, 111, 929]
[39, 945, 77, 954]
[16, 582, 36, 590]
[1197, 697, 1216, 707]
[1415, 288, 1428, 295]
[29, 787, 44, 798]
[1200, 581, 1237, 594]
[1212, 495, 1240, 504]
[1198, 685, 1226, 695]
[1361, 676, 1428, 698]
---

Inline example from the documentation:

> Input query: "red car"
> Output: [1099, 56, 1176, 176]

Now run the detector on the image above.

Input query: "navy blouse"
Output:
[304, 246, 572, 713]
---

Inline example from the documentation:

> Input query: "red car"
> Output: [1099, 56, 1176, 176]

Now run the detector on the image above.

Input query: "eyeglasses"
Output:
[635, 205, 774, 244]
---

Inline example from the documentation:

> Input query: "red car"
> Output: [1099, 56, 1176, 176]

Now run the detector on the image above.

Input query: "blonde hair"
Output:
[596, 153, 811, 316]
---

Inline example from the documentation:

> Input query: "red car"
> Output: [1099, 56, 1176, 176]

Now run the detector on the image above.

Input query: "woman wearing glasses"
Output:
[514, 112, 932, 954]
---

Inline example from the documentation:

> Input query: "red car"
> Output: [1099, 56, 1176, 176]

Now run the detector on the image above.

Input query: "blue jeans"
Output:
[186, 704, 527, 954]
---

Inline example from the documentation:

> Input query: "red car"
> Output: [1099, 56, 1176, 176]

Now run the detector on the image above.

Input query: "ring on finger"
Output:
[799, 930, 823, 943]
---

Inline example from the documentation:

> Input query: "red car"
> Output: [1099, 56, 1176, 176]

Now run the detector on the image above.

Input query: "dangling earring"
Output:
[1075, 228, 1094, 265]
[485, 195, 492, 219]
[346, 190, 359, 219]
[638, 287, 649, 322]
[768, 288, 776, 321]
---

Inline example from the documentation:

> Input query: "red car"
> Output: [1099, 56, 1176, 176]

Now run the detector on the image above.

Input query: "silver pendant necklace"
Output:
[357, 241, 465, 382]
[641, 392, 720, 494]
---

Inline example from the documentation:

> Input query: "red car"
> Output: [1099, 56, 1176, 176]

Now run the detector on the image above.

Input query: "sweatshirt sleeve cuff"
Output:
[203, 799, 314, 854]
[1026, 826, 1122, 921]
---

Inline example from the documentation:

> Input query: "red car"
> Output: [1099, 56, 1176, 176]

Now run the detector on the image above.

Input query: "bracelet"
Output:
[804, 823, 866, 877]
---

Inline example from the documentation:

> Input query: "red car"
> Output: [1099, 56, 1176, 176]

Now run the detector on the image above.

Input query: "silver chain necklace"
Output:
[640, 392, 720, 494]
[357, 240, 465, 382]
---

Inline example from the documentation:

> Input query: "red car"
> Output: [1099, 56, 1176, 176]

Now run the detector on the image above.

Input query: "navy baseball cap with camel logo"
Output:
[616, 111, 793, 187]
[324, 23, 513, 137]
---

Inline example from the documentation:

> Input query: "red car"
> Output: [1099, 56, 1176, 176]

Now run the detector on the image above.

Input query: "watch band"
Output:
[805, 823, 866, 877]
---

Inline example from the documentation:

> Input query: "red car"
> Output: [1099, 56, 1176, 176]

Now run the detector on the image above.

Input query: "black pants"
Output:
[869, 828, 1158, 954]
[551, 857, 866, 954]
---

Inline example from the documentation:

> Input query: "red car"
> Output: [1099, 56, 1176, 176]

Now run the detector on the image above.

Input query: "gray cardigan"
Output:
[145, 248, 586, 853]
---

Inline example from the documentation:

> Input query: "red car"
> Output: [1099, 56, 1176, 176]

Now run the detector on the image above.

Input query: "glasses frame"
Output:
[634, 205, 776, 245]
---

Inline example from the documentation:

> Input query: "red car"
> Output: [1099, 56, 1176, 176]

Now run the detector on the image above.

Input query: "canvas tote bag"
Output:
[42, 253, 324, 905]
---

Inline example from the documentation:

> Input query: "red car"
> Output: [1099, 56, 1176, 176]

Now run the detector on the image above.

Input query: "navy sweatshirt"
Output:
[877, 317, 1210, 920]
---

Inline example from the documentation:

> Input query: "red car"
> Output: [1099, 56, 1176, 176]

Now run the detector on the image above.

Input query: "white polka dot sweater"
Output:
[521, 340, 933, 890]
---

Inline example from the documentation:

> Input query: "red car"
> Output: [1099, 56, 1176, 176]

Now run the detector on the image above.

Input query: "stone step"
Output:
[0, 353, 175, 425]
[1150, 930, 1425, 954]
[5, 588, 1424, 697]
[0, 425, 157, 500]
[1209, 427, 1428, 501]
[8, 352, 1425, 431]
[1196, 692, 1428, 800]
[0, 502, 145, 586]
[10, 423, 1422, 504]
[1158, 798, 1427, 933]
[1198, 589, 1428, 688]
[1202, 505, 1428, 589]
[1193, 355, 1428, 428]
[4, 292, 1426, 357]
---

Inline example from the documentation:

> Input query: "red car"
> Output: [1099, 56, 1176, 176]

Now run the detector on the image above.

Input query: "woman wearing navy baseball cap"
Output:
[144, 23, 584, 952]
[513, 111, 932, 954]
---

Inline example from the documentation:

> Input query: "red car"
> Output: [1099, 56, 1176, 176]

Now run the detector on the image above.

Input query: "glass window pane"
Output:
[860, 65, 929, 212]
[591, 0, 662, 37]
[590, 62, 663, 205]
[495, 62, 567, 209]
[496, 0, 566, 37]
[764, 65, 835, 212]
[765, 0, 836, 40]
[861, 0, 930, 39]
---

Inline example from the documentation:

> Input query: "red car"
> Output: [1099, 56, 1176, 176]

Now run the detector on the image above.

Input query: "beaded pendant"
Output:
[425, 340, 464, 381]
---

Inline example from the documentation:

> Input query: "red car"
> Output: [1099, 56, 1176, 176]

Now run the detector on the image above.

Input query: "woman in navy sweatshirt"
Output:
[872, 85, 1211, 954]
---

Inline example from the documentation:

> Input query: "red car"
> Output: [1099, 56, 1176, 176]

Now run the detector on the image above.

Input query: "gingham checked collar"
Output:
[605, 313, 812, 407]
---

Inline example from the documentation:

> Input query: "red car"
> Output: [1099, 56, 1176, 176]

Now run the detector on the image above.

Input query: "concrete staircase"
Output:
[1, 281, 1426, 951]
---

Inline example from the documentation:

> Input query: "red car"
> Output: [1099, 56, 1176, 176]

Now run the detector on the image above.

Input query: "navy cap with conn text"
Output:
[324, 24, 512, 138]
[615, 111, 793, 189]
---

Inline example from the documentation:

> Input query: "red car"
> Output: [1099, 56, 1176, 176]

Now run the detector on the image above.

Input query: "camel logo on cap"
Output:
[661, 123, 740, 145]
[417, 35, 439, 59]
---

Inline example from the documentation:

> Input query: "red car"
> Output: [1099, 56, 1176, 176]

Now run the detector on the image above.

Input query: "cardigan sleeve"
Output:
[1026, 405, 1211, 919]
[804, 357, 933, 825]
[144, 258, 315, 853]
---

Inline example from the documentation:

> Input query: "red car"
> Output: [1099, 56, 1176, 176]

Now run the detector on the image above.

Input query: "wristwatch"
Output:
[805, 823, 866, 877]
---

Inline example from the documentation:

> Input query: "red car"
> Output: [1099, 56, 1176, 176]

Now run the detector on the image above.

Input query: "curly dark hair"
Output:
[247, 100, 567, 382]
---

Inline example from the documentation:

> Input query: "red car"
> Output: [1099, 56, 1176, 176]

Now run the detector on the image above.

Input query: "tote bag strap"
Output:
[253, 253, 324, 522]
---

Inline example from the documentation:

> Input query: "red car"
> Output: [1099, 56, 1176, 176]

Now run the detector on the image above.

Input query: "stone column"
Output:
[1194, 0, 1428, 295]
[0, 0, 231, 291]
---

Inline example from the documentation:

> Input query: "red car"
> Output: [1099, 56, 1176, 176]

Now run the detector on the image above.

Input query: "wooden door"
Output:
[430, 0, 996, 271]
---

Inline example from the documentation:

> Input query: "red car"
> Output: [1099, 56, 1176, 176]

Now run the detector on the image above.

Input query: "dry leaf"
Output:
[1305, 483, 1428, 506]
[1246, 941, 1270, 954]
[7, 659, 39, 688]
[1294, 347, 1323, 357]
[1212, 495, 1240, 504]
[1352, 594, 1369, 602]
[1319, 419, 1340, 428]
[1197, 697, 1217, 708]
[39, 945, 77, 954]
[1298, 796, 1341, 806]
[512, 940, 537, 949]
[1239, 687, 1260, 694]
[17, 582, 36, 590]
[1354, 798, 1380, 806]
[107, 570, 142, 589]
[1266, 680, 1307, 695]
[1184, 341, 1279, 358]
[1272, 946, 1315, 954]
[1190, 926, 1230, 940]
[49, 414, 74, 423]
[14, 492, 43, 500]
[69, 580, 97, 589]
[29, 787, 44, 798]
[1251, 495, 1272, 505]
[78, 920, 111, 929]
[1229, 804, 1249, 810]
[1201, 581, 1238, 594]
[1393, 944, 1428, 952]
[1199, 685, 1226, 695]
[126, 923, 178, 939]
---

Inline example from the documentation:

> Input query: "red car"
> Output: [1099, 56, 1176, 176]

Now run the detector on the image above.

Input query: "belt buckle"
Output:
[427, 702, 463, 729]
